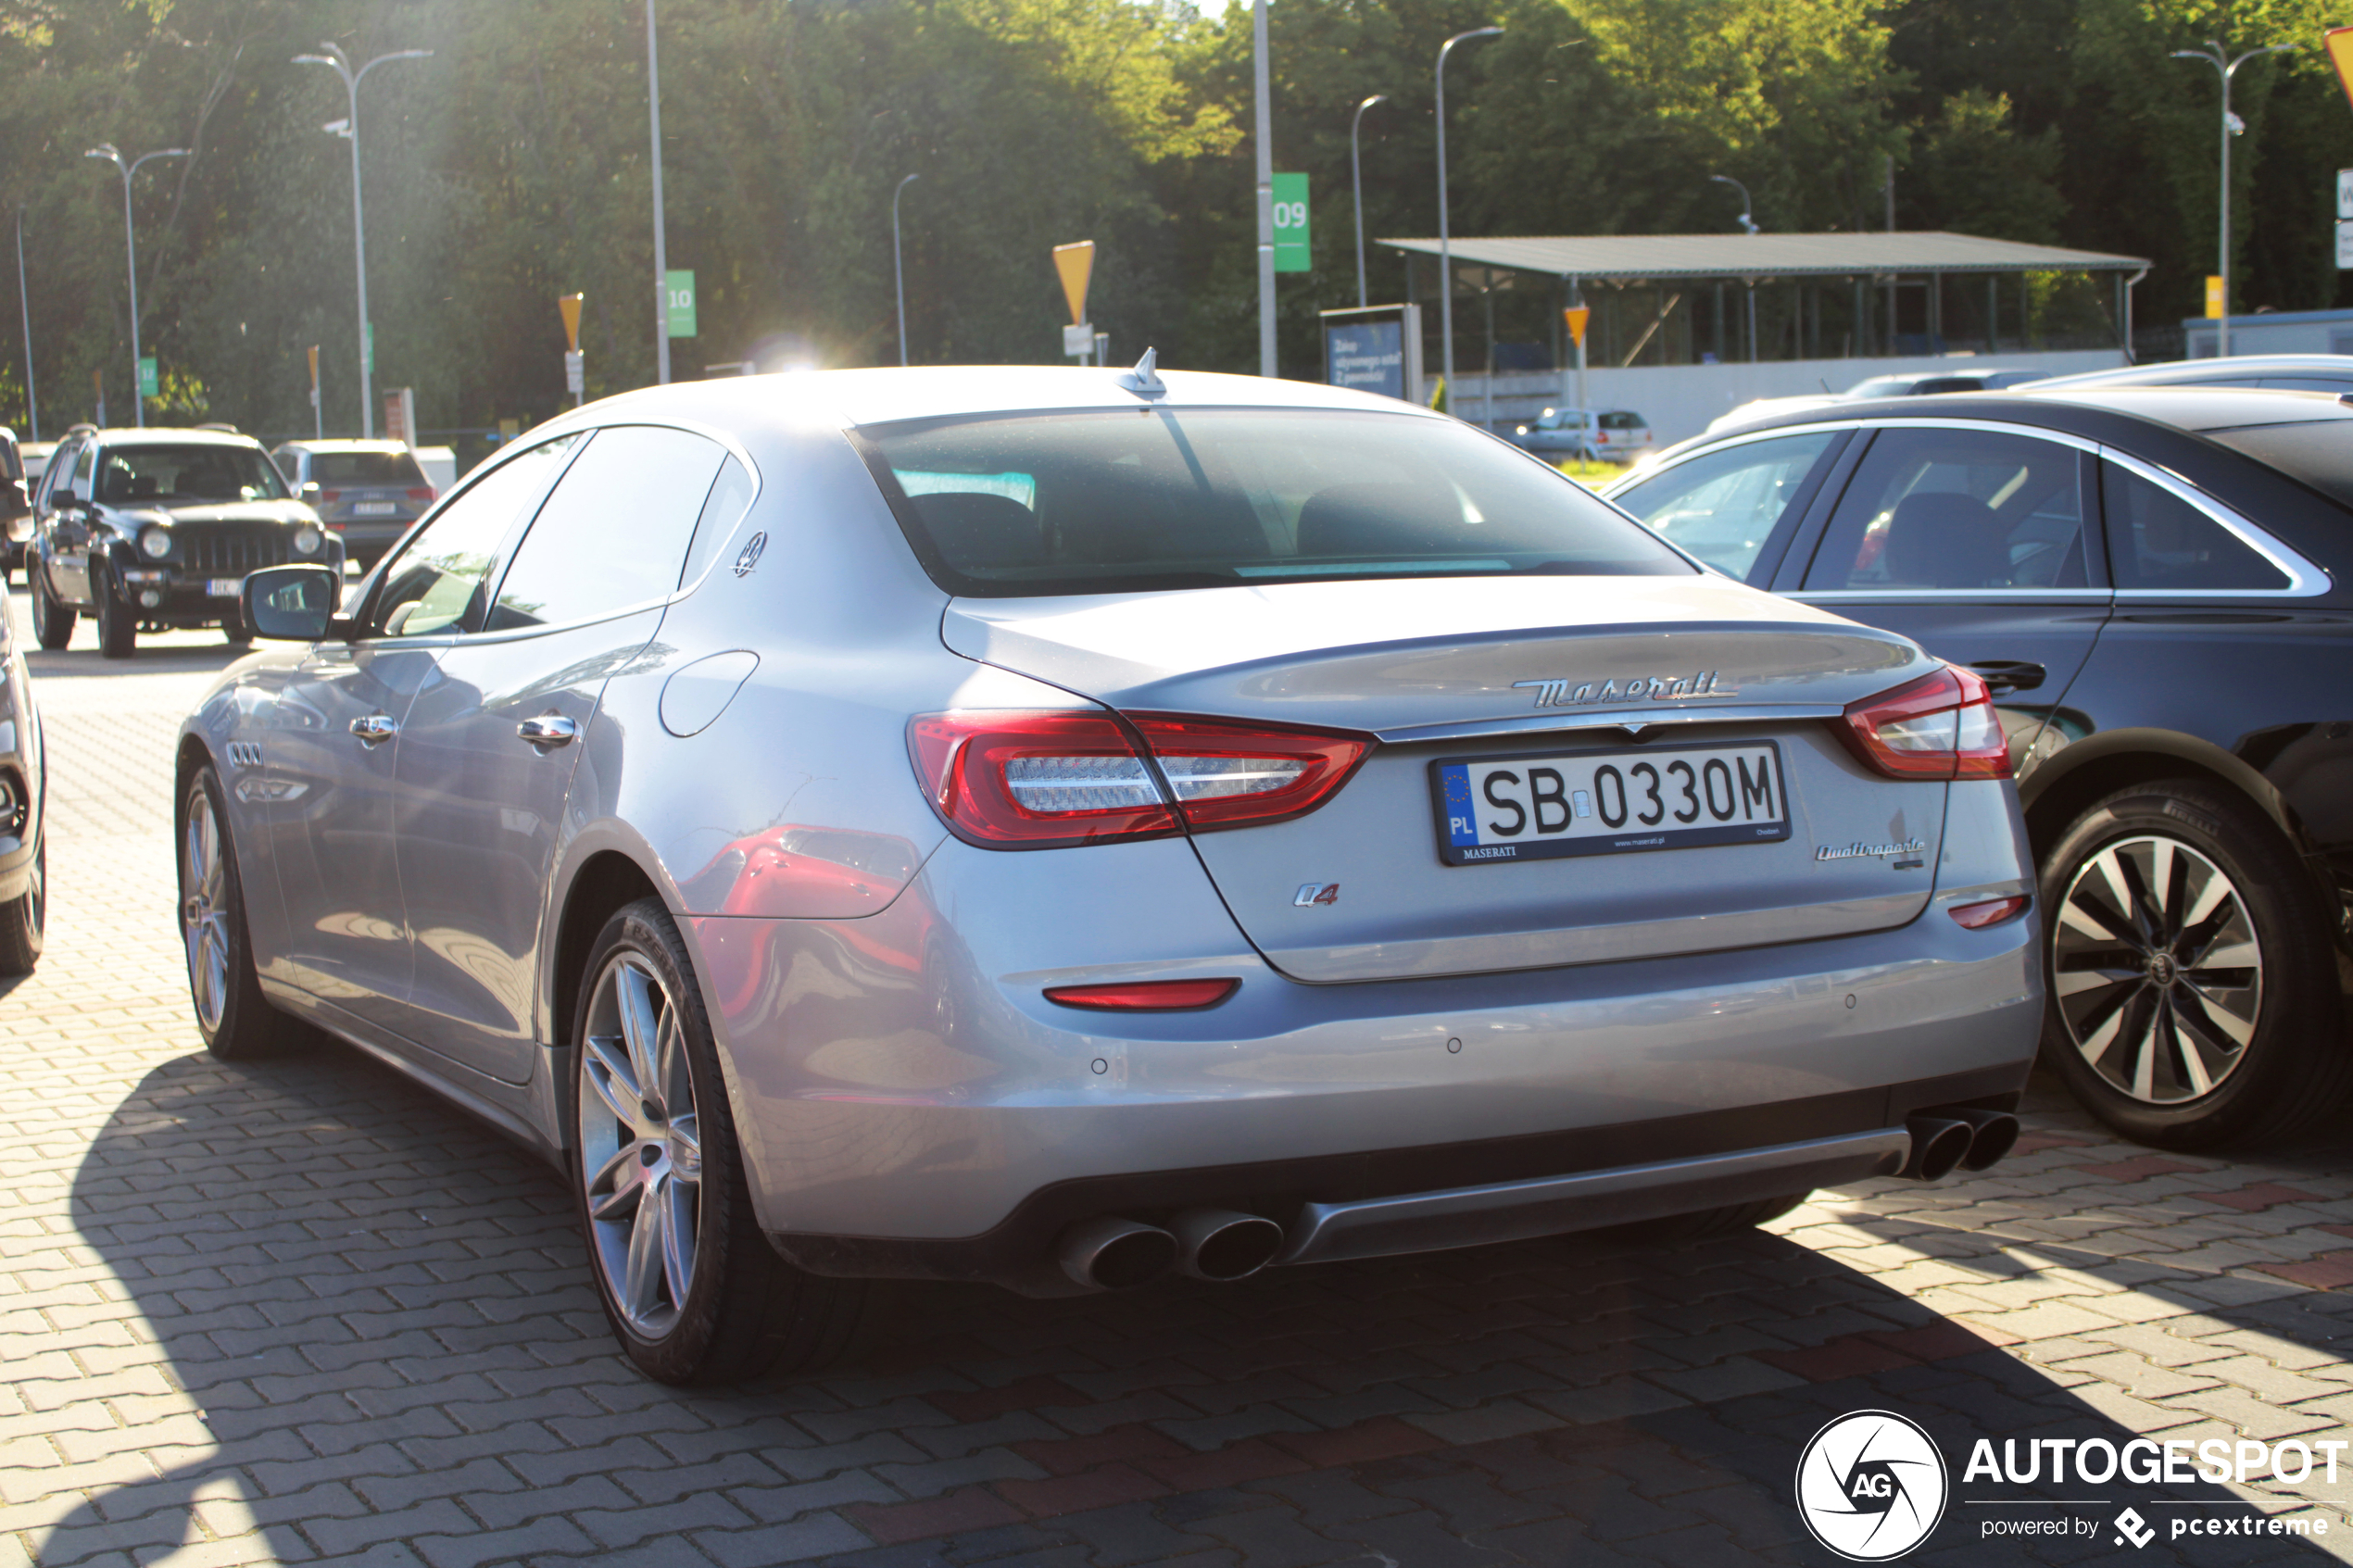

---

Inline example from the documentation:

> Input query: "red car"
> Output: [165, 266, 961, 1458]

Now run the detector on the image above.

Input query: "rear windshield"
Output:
[309, 451, 427, 486]
[861, 408, 1692, 597]
[1598, 411, 1645, 430]
[94, 444, 286, 504]
[2204, 421, 2353, 512]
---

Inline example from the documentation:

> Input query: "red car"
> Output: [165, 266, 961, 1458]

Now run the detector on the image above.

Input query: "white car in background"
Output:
[1505, 407, 1654, 464]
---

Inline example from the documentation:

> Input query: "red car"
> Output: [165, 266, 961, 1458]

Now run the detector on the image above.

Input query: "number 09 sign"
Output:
[1272, 172, 1310, 273]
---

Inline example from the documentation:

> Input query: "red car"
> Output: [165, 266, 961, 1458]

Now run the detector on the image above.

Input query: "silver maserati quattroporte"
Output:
[177, 363, 2040, 1384]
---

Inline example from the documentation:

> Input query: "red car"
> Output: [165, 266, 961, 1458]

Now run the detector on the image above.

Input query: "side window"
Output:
[2101, 461, 2288, 593]
[39, 443, 77, 505]
[679, 456, 756, 587]
[484, 426, 727, 631]
[1609, 433, 1835, 581]
[1803, 427, 2087, 592]
[71, 442, 96, 495]
[369, 434, 581, 638]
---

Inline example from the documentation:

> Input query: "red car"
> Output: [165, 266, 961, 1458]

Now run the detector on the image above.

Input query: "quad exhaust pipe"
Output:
[1899, 1108, 2020, 1182]
[1056, 1208, 1286, 1292]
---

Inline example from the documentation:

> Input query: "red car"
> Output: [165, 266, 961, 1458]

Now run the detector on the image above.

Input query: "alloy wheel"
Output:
[577, 952, 702, 1337]
[2052, 834, 2262, 1104]
[181, 790, 232, 1032]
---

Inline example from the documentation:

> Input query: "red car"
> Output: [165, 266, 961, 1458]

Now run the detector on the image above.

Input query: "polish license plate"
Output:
[1432, 741, 1791, 866]
[351, 501, 396, 516]
[207, 578, 242, 596]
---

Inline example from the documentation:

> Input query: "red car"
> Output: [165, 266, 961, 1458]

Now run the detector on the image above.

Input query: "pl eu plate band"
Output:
[1274, 1128, 1911, 1266]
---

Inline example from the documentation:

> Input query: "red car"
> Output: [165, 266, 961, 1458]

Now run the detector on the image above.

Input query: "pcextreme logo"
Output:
[1794, 1411, 1950, 1561]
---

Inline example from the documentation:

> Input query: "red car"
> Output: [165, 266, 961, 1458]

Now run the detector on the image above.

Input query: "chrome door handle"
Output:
[349, 713, 399, 746]
[517, 715, 578, 749]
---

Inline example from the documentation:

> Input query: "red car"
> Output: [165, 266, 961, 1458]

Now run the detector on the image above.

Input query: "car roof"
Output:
[2008, 383, 2353, 433]
[275, 438, 417, 453]
[2032, 354, 2353, 389]
[550, 364, 1452, 436]
[84, 426, 267, 448]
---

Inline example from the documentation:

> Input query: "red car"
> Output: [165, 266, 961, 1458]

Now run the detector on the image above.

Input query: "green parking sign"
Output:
[1273, 173, 1310, 273]
[137, 357, 158, 399]
[665, 270, 697, 338]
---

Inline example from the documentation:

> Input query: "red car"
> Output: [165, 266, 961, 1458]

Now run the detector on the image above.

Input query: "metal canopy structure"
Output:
[1378, 231, 2150, 281]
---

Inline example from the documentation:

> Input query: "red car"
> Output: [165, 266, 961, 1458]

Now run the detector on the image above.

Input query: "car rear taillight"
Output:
[407, 486, 437, 503]
[318, 489, 342, 503]
[1044, 978, 1239, 1010]
[1834, 667, 2011, 781]
[1950, 895, 2029, 929]
[908, 710, 1373, 849]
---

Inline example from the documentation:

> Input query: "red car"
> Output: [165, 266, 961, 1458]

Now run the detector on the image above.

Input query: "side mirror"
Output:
[242, 563, 342, 641]
[0, 483, 26, 521]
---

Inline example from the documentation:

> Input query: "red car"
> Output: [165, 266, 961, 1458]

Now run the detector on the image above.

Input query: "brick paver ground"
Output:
[6, 591, 2353, 1567]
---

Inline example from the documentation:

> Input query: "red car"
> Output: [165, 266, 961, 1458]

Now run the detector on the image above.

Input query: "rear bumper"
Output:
[691, 833, 2041, 1275]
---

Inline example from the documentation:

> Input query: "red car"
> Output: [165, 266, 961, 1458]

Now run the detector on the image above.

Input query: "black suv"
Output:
[27, 427, 342, 657]
[1607, 385, 2353, 1152]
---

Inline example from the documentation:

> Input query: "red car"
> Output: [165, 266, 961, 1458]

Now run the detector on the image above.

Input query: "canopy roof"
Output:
[1379, 232, 2149, 280]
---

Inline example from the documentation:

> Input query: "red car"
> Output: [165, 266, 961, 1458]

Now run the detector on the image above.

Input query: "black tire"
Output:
[177, 764, 297, 1059]
[29, 561, 73, 650]
[569, 897, 876, 1385]
[0, 834, 43, 975]
[2041, 779, 2350, 1150]
[93, 564, 133, 659]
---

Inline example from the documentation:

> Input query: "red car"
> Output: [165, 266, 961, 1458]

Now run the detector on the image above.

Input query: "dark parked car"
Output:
[2031, 353, 2353, 397]
[27, 427, 341, 658]
[0, 560, 43, 972]
[269, 439, 439, 568]
[1606, 385, 2353, 1151]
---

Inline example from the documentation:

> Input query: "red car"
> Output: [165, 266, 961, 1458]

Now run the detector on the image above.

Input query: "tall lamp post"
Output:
[1350, 94, 1389, 309]
[17, 207, 38, 440]
[1436, 26, 1503, 411]
[892, 173, 919, 367]
[1708, 174, 1760, 362]
[2171, 39, 2296, 358]
[83, 144, 186, 429]
[646, 0, 670, 385]
[295, 41, 432, 438]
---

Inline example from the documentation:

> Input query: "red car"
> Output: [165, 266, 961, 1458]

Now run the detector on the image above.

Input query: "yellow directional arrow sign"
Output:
[1052, 242, 1095, 327]
[2329, 27, 2353, 117]
[559, 293, 585, 352]
[1564, 306, 1591, 347]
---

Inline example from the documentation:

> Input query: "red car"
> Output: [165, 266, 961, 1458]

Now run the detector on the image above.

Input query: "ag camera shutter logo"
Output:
[1795, 1411, 1950, 1560]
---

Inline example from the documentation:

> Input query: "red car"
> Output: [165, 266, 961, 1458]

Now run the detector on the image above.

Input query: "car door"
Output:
[265, 433, 583, 1034]
[392, 424, 730, 1084]
[44, 441, 96, 603]
[1779, 421, 2112, 776]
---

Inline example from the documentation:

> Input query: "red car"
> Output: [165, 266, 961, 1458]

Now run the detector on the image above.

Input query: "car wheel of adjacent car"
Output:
[179, 765, 296, 1059]
[0, 834, 44, 975]
[29, 563, 74, 650]
[570, 897, 876, 1386]
[2041, 780, 2350, 1150]
[93, 569, 134, 659]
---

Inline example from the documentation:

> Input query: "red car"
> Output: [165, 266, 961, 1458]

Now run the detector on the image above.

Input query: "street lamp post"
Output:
[16, 207, 38, 441]
[1351, 94, 1388, 309]
[295, 41, 432, 438]
[2171, 39, 2296, 358]
[647, 0, 670, 386]
[83, 144, 187, 429]
[1436, 26, 1503, 411]
[892, 173, 919, 367]
[1713, 175, 1769, 364]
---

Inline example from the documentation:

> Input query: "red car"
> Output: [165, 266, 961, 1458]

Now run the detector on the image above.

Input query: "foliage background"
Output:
[2, 0, 2348, 444]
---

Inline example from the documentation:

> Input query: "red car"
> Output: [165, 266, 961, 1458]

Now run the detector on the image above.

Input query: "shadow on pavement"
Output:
[40, 1039, 2349, 1567]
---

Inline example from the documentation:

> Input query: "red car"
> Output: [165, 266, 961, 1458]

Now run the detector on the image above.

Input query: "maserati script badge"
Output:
[1513, 670, 1730, 709]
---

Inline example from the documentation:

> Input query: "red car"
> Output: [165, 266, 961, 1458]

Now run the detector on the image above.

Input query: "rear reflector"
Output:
[407, 486, 437, 503]
[1949, 895, 2030, 930]
[1045, 978, 1239, 1011]
[1834, 667, 2011, 781]
[318, 490, 341, 503]
[909, 710, 1372, 849]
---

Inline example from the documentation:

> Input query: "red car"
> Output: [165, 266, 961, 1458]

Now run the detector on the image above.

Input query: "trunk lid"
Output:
[945, 579, 1955, 982]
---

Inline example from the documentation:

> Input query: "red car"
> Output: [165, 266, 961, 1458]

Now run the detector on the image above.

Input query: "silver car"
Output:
[177, 364, 2040, 1385]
